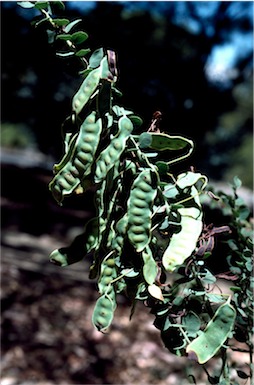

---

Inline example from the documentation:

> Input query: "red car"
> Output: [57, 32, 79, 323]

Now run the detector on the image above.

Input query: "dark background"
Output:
[1, 2, 253, 384]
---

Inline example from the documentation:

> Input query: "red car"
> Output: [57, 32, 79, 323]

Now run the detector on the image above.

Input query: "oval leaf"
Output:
[53, 18, 70, 27]
[64, 19, 82, 33]
[148, 284, 164, 301]
[17, 1, 35, 8]
[71, 31, 88, 44]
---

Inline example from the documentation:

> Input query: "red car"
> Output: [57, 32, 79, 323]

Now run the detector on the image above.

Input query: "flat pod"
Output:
[162, 206, 203, 272]
[127, 169, 158, 252]
[94, 115, 133, 183]
[139, 132, 193, 151]
[186, 300, 236, 364]
[72, 67, 101, 115]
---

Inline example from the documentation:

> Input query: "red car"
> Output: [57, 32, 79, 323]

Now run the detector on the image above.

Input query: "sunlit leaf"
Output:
[148, 284, 164, 301]
[89, 47, 104, 68]
[17, 1, 35, 8]
[64, 19, 82, 33]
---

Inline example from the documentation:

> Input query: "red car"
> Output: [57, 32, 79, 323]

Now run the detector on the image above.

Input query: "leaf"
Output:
[156, 161, 169, 175]
[56, 34, 72, 41]
[53, 18, 70, 27]
[71, 31, 88, 44]
[232, 175, 242, 189]
[163, 183, 179, 199]
[34, 2, 49, 11]
[182, 311, 201, 337]
[129, 115, 143, 128]
[17, 1, 35, 8]
[89, 47, 104, 68]
[64, 19, 82, 33]
[176, 171, 207, 190]
[148, 284, 164, 301]
[201, 269, 216, 285]
[75, 48, 91, 57]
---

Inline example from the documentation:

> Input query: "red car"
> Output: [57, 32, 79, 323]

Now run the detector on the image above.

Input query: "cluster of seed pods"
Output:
[48, 50, 218, 348]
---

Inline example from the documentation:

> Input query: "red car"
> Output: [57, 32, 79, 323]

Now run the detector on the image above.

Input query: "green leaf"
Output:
[34, 2, 49, 10]
[89, 47, 104, 68]
[201, 269, 216, 285]
[17, 1, 35, 8]
[71, 31, 88, 44]
[232, 176, 242, 189]
[129, 115, 143, 128]
[53, 18, 70, 27]
[163, 183, 179, 199]
[56, 34, 72, 41]
[75, 48, 91, 57]
[64, 19, 82, 33]
[182, 311, 201, 337]
[156, 161, 169, 176]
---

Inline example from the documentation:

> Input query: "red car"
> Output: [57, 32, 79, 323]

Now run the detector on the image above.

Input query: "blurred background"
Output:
[1, 2, 253, 384]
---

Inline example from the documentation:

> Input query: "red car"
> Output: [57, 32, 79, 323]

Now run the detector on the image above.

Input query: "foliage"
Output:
[18, 2, 253, 384]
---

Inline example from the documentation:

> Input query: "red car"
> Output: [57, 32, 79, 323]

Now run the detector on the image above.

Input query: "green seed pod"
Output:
[111, 214, 128, 253]
[49, 217, 99, 267]
[53, 133, 79, 174]
[186, 300, 236, 364]
[72, 67, 101, 115]
[49, 111, 102, 204]
[92, 294, 115, 332]
[98, 254, 117, 295]
[139, 132, 193, 151]
[94, 115, 133, 183]
[162, 206, 203, 272]
[127, 169, 158, 252]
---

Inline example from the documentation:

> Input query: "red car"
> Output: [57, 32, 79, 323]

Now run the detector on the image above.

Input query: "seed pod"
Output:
[92, 294, 115, 332]
[139, 132, 193, 151]
[49, 111, 102, 204]
[186, 300, 236, 364]
[127, 169, 158, 252]
[111, 214, 128, 253]
[94, 115, 133, 183]
[162, 206, 203, 272]
[98, 255, 117, 295]
[72, 67, 101, 115]
[49, 217, 99, 267]
[53, 132, 79, 174]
